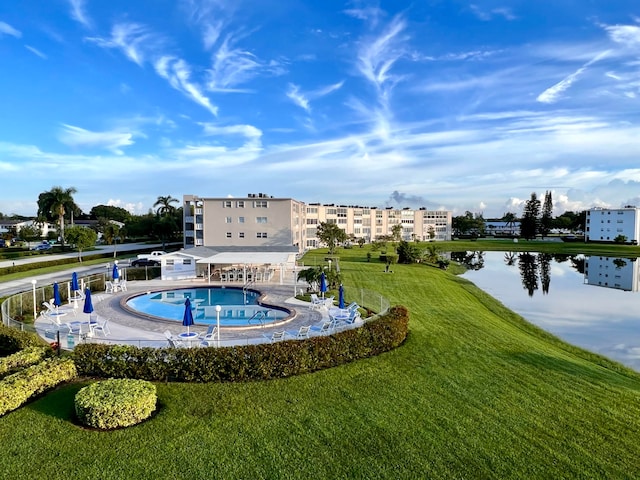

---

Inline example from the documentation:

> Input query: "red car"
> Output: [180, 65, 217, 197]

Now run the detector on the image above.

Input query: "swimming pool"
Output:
[124, 287, 290, 327]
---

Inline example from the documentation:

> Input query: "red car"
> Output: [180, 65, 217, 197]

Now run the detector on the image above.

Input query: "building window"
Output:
[236, 201, 245, 208]
[254, 200, 268, 208]
[238, 216, 245, 223]
[239, 232, 245, 238]
[223, 200, 232, 208]
[256, 217, 268, 224]
[256, 232, 268, 238]
[226, 232, 232, 238]
[225, 216, 232, 223]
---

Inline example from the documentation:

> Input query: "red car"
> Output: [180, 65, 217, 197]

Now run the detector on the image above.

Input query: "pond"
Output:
[457, 251, 640, 371]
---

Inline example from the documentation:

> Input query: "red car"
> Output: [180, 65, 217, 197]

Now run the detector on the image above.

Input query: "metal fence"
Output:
[2, 273, 390, 350]
[1, 273, 108, 331]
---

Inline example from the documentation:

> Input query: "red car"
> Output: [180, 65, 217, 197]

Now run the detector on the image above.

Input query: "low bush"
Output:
[0, 324, 49, 356]
[0, 357, 77, 416]
[72, 306, 409, 382]
[0, 346, 51, 379]
[75, 378, 157, 430]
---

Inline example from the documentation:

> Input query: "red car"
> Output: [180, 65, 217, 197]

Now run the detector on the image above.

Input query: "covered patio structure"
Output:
[196, 249, 298, 285]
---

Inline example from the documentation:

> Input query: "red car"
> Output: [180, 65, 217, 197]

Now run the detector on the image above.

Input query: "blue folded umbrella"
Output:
[183, 298, 194, 334]
[339, 284, 345, 309]
[53, 283, 62, 307]
[71, 272, 79, 292]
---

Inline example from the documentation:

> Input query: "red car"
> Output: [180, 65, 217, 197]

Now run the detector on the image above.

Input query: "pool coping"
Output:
[118, 285, 298, 331]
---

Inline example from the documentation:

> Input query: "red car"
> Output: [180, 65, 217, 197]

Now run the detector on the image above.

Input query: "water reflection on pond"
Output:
[458, 251, 640, 371]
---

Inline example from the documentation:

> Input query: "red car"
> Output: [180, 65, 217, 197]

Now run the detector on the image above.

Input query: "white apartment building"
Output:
[586, 207, 640, 244]
[303, 204, 451, 249]
[184, 194, 452, 252]
[584, 256, 640, 291]
[183, 194, 306, 253]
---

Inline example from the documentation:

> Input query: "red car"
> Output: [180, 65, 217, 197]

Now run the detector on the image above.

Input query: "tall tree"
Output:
[36, 186, 78, 246]
[520, 192, 541, 240]
[316, 222, 347, 254]
[65, 225, 97, 262]
[153, 195, 179, 216]
[391, 224, 403, 242]
[103, 222, 121, 258]
[540, 191, 553, 237]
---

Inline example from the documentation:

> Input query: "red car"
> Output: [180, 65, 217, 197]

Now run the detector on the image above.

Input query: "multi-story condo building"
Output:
[586, 207, 640, 244]
[304, 205, 451, 248]
[183, 194, 452, 252]
[584, 255, 640, 291]
[183, 194, 306, 253]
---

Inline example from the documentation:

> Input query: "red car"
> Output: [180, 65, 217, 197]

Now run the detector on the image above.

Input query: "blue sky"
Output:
[1, 1, 640, 218]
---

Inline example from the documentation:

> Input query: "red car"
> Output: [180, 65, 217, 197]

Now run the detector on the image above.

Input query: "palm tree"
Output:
[153, 195, 179, 217]
[502, 212, 518, 236]
[37, 186, 78, 245]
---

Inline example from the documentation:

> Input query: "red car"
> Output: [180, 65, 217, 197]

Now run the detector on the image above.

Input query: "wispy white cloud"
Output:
[286, 81, 344, 112]
[58, 124, 135, 154]
[86, 23, 160, 66]
[357, 15, 406, 98]
[344, 6, 385, 28]
[604, 24, 640, 48]
[470, 5, 517, 21]
[68, 0, 92, 29]
[154, 56, 218, 116]
[537, 50, 610, 103]
[25, 45, 47, 59]
[286, 84, 310, 112]
[206, 33, 277, 91]
[0, 21, 21, 38]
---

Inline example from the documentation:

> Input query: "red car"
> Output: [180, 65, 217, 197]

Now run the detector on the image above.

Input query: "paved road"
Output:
[0, 243, 166, 297]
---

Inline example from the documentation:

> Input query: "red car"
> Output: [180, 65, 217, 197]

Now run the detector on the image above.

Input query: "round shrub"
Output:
[75, 378, 156, 430]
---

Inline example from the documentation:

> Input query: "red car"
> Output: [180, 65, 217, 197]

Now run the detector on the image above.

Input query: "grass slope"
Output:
[1, 248, 640, 479]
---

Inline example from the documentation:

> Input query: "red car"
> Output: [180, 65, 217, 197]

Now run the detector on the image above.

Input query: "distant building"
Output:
[584, 256, 640, 291]
[586, 207, 640, 244]
[183, 193, 452, 252]
[484, 221, 520, 237]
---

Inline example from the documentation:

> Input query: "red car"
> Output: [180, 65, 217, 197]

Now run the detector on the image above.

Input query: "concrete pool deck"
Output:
[35, 279, 340, 349]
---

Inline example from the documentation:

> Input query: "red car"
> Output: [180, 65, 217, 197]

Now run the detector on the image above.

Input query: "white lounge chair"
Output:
[285, 325, 311, 340]
[92, 318, 111, 336]
[164, 330, 185, 348]
[199, 325, 218, 347]
[105, 281, 115, 293]
[310, 321, 336, 336]
[263, 331, 286, 343]
[309, 294, 325, 310]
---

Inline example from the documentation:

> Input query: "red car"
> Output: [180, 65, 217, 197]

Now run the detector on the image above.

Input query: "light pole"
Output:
[215, 305, 221, 348]
[31, 279, 37, 321]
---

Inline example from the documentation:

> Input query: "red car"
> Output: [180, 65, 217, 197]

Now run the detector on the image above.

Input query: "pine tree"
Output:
[520, 192, 541, 240]
[540, 191, 553, 237]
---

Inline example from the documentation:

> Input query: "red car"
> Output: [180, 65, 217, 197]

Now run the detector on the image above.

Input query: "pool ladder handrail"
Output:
[247, 310, 270, 327]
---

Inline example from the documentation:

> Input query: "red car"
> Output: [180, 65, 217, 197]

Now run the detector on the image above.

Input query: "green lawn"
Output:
[2, 248, 640, 479]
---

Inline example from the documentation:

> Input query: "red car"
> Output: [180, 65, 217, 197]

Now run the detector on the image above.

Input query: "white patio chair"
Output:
[92, 318, 111, 337]
[199, 324, 218, 347]
[285, 325, 311, 340]
[263, 331, 286, 343]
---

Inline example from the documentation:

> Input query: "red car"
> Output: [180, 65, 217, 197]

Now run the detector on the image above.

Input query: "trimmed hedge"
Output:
[73, 305, 409, 382]
[0, 324, 49, 357]
[0, 357, 77, 416]
[0, 346, 51, 379]
[75, 379, 157, 430]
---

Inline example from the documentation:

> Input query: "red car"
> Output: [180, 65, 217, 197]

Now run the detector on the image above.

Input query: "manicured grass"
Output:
[2, 249, 640, 478]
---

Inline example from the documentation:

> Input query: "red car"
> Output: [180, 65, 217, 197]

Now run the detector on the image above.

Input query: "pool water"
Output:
[125, 287, 288, 327]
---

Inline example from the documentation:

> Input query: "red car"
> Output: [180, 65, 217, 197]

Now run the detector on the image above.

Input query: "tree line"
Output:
[453, 191, 586, 239]
[0, 186, 183, 256]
